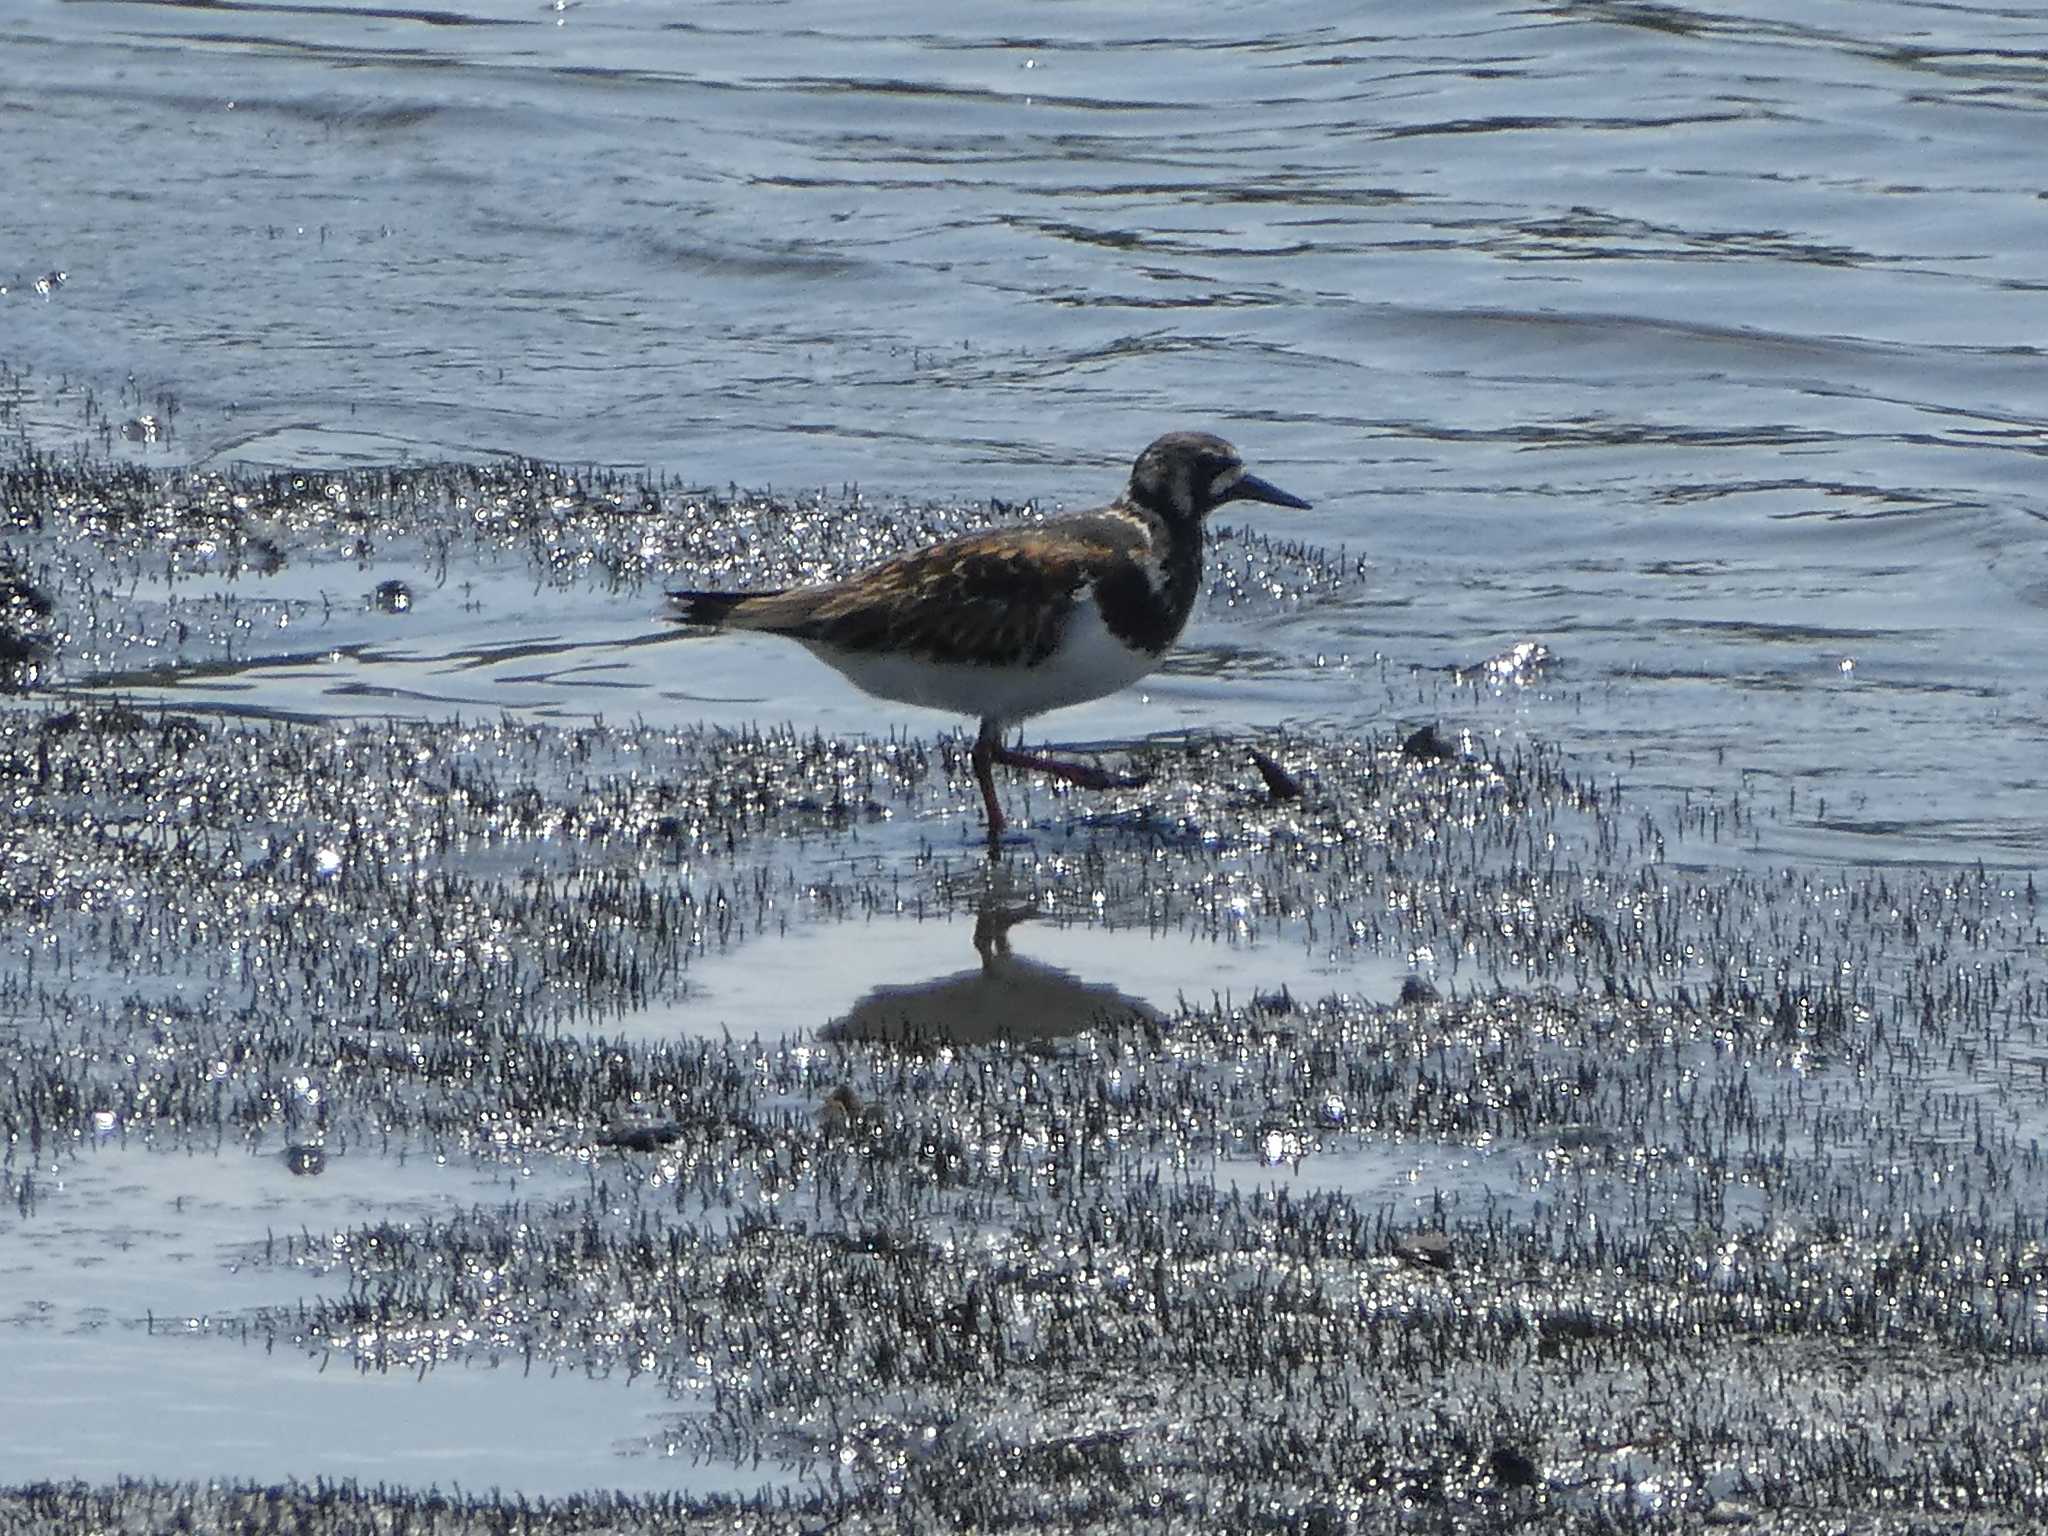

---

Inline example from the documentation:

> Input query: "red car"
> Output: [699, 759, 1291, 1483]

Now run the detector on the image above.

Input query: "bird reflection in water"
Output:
[820, 902, 1164, 1049]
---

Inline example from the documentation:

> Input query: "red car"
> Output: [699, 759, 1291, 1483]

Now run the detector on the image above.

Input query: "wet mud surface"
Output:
[4, 458, 2047, 1532]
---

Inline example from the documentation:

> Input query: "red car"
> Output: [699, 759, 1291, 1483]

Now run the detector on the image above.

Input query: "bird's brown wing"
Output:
[718, 517, 1146, 668]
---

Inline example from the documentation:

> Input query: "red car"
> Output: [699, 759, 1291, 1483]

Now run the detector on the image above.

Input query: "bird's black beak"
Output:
[1228, 471, 1312, 511]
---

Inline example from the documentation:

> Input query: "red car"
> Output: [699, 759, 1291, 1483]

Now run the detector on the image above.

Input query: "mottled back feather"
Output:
[675, 513, 1167, 668]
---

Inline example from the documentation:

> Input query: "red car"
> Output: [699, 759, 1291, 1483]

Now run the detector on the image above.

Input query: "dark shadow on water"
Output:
[819, 902, 1164, 1049]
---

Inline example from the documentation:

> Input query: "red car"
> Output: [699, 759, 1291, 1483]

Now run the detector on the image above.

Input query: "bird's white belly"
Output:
[804, 597, 1163, 726]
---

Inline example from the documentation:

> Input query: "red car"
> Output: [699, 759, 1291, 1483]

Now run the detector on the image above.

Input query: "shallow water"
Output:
[4, 0, 2048, 1521]
[3, 1139, 742, 1492]
[9, 1328, 750, 1494]
[1, 706, 2044, 1520]
[638, 904, 1411, 1044]
[6, 0, 2045, 867]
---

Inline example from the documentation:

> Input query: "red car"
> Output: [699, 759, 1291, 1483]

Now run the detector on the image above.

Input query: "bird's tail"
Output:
[665, 588, 783, 627]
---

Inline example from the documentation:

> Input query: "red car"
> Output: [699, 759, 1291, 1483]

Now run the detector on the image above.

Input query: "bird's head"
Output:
[1124, 431, 1312, 523]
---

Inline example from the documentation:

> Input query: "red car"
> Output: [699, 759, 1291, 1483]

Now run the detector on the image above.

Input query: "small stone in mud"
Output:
[1248, 746, 1304, 800]
[285, 1144, 328, 1177]
[1398, 975, 1440, 1007]
[372, 579, 415, 614]
[1393, 1230, 1454, 1271]
[1488, 1442, 1540, 1489]
[597, 1120, 683, 1152]
[1401, 724, 1455, 761]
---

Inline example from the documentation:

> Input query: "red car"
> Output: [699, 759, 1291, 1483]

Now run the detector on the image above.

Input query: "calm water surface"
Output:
[4, 0, 2047, 1498]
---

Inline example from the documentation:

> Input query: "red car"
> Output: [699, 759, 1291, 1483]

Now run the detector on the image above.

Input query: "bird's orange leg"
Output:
[990, 741, 1149, 792]
[970, 728, 1008, 839]
[971, 722, 1147, 843]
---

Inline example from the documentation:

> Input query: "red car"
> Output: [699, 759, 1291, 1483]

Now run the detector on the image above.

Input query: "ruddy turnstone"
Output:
[666, 430, 1312, 838]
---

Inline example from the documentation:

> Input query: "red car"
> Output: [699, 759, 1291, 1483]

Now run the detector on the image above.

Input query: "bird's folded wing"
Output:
[724, 524, 1135, 668]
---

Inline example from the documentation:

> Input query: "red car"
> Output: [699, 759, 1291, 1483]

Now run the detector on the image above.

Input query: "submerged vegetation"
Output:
[3, 450, 2046, 1532]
